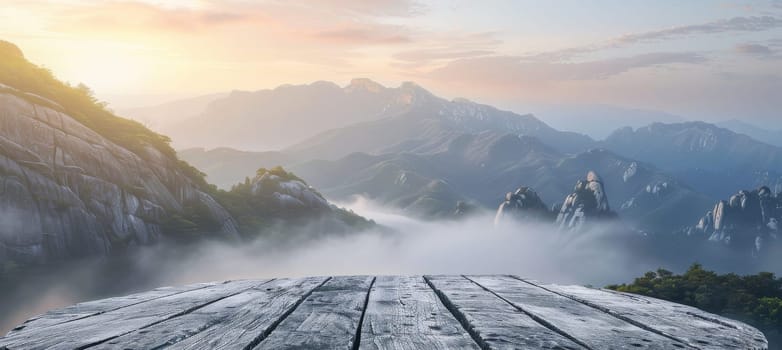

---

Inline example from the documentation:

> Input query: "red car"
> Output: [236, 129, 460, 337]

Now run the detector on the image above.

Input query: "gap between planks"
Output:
[9, 282, 217, 335]
[241, 277, 333, 350]
[506, 275, 698, 349]
[7, 276, 756, 350]
[78, 279, 277, 349]
[422, 276, 490, 350]
[351, 277, 377, 350]
[460, 275, 593, 350]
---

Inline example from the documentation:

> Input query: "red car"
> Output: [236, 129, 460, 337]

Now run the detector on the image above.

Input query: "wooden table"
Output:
[0, 275, 768, 349]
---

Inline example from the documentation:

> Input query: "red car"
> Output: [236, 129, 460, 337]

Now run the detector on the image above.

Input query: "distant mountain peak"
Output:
[345, 78, 385, 93]
[399, 81, 427, 91]
[397, 81, 434, 105]
[452, 97, 475, 104]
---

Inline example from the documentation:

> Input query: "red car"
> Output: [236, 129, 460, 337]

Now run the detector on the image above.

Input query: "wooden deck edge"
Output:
[462, 275, 592, 350]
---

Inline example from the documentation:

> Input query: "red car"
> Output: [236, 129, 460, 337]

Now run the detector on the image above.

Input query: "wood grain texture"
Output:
[253, 275, 375, 350]
[0, 279, 267, 350]
[0, 275, 768, 350]
[360, 276, 480, 350]
[6, 281, 218, 335]
[425, 275, 584, 350]
[542, 282, 769, 350]
[90, 277, 328, 350]
[468, 275, 688, 349]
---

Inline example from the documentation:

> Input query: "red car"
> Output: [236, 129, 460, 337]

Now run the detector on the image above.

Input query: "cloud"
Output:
[735, 43, 775, 56]
[44, 1, 421, 47]
[426, 52, 707, 85]
[617, 16, 782, 42]
[530, 16, 782, 61]
[389, 31, 502, 70]
[315, 26, 412, 45]
[51, 1, 256, 34]
[393, 49, 494, 62]
[292, 0, 425, 17]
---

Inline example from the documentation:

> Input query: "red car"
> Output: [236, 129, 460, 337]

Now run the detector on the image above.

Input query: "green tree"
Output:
[608, 264, 782, 347]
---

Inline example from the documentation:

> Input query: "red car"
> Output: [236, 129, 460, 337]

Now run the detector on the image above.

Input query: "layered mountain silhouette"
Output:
[602, 122, 782, 198]
[181, 132, 712, 233]
[172, 88, 782, 236]
[148, 79, 593, 154]
[532, 104, 685, 140]
[718, 119, 782, 148]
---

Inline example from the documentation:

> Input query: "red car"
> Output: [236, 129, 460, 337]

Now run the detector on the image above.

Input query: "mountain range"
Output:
[4, 36, 781, 266]
[175, 84, 782, 236]
[717, 119, 782, 148]
[602, 122, 782, 198]
[128, 79, 593, 154]
[530, 104, 685, 140]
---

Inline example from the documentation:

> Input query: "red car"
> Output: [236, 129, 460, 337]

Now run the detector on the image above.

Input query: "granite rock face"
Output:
[494, 187, 552, 226]
[556, 171, 616, 231]
[0, 91, 239, 265]
[495, 171, 617, 231]
[693, 186, 780, 255]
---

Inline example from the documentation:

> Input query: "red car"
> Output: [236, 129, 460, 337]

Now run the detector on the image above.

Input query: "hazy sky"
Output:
[2, 0, 781, 123]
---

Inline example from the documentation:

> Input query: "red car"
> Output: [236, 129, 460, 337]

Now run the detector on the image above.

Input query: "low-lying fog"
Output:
[1, 197, 779, 334]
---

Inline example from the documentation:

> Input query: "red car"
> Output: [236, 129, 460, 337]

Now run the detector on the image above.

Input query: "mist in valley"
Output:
[2, 196, 776, 335]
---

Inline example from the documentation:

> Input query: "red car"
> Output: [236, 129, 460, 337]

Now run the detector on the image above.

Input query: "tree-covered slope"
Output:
[608, 265, 782, 348]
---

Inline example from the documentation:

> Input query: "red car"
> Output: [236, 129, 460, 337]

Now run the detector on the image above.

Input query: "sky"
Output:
[2, 0, 782, 124]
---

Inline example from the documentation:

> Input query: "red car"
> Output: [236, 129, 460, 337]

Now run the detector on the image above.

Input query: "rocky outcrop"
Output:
[555, 171, 616, 231]
[250, 169, 331, 213]
[230, 167, 374, 235]
[692, 186, 780, 255]
[494, 171, 616, 231]
[0, 91, 239, 265]
[494, 187, 552, 226]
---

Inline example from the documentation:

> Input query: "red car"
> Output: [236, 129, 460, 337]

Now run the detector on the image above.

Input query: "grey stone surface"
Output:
[0, 92, 239, 264]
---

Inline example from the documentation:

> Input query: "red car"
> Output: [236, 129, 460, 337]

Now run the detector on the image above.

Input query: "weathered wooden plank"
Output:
[7, 281, 218, 335]
[424, 275, 584, 350]
[360, 276, 480, 350]
[89, 277, 328, 350]
[0, 275, 768, 350]
[168, 277, 329, 350]
[0, 279, 268, 350]
[468, 275, 688, 349]
[253, 275, 374, 350]
[541, 282, 769, 350]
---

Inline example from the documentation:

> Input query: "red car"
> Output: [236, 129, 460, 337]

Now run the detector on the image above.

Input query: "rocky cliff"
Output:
[691, 186, 780, 256]
[494, 171, 617, 231]
[555, 171, 616, 231]
[0, 90, 239, 264]
[0, 41, 239, 265]
[493, 187, 552, 226]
